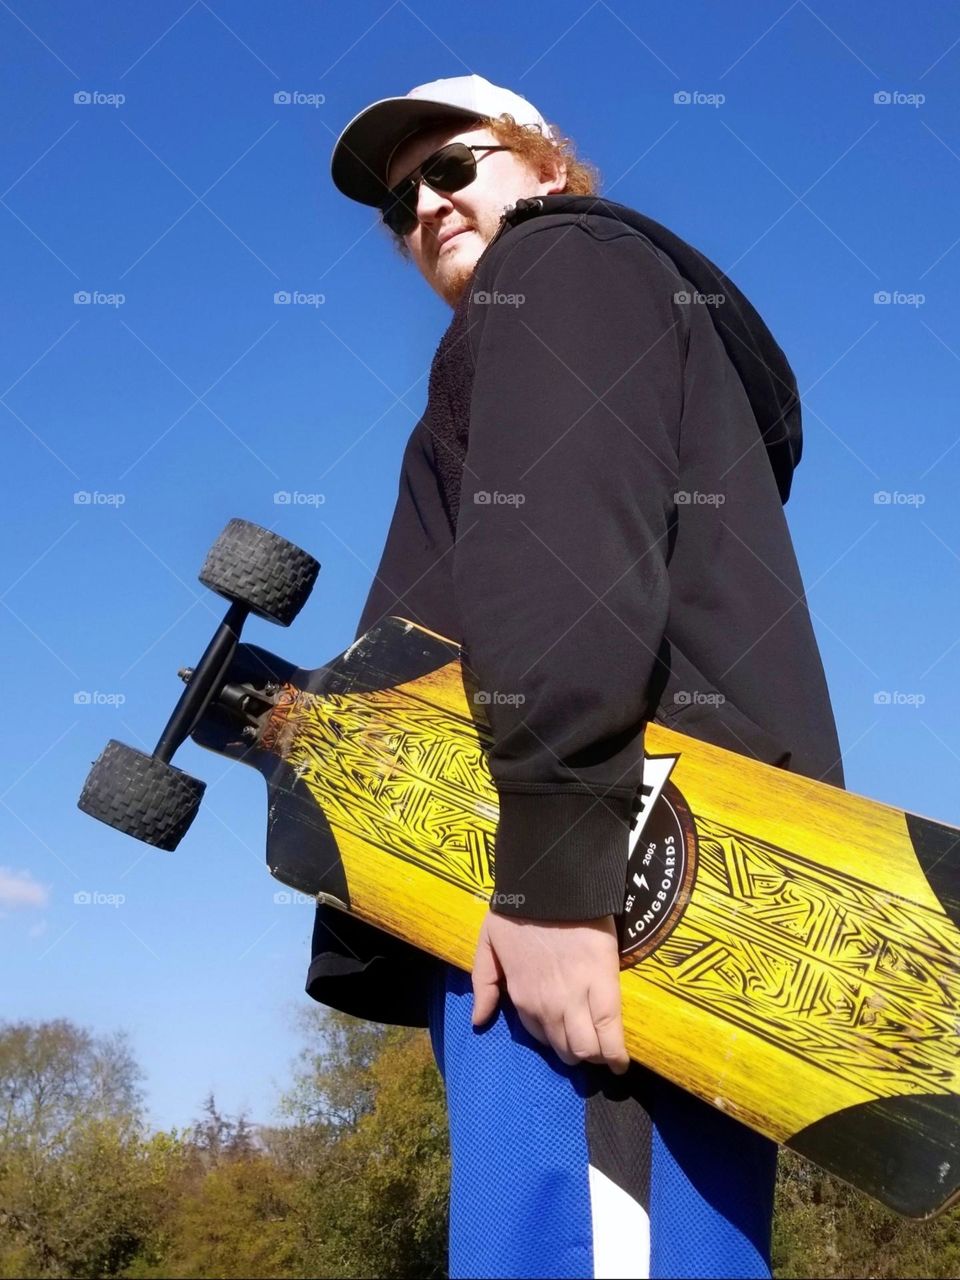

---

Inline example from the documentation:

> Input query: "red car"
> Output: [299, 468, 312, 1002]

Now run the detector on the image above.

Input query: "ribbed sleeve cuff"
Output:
[489, 786, 634, 921]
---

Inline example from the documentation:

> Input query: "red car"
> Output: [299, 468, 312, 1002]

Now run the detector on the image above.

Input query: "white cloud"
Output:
[0, 868, 49, 909]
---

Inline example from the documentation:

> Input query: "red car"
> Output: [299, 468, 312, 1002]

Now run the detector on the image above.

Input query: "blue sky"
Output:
[2, 0, 958, 1133]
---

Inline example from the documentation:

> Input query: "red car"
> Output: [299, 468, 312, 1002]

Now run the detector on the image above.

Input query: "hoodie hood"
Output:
[495, 195, 802, 504]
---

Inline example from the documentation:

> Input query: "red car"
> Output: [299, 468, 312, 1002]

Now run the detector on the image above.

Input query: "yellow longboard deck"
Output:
[188, 616, 960, 1220]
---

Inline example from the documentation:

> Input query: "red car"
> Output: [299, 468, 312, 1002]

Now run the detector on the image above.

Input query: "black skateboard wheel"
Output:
[78, 740, 205, 851]
[198, 518, 320, 626]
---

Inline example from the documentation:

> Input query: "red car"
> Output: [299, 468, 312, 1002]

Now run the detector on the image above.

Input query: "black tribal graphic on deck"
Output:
[265, 673, 959, 1103]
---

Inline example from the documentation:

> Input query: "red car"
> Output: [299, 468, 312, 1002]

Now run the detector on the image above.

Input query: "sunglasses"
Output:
[381, 142, 514, 237]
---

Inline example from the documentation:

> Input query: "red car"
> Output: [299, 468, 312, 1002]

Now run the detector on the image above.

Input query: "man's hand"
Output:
[471, 911, 629, 1074]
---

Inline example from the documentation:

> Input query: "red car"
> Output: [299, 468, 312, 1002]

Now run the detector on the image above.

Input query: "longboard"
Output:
[187, 614, 960, 1220]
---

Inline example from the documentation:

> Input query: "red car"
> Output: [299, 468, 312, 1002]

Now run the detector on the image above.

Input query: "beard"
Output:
[434, 254, 481, 307]
[428, 215, 502, 307]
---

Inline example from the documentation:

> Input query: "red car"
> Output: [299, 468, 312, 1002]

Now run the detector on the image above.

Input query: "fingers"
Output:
[471, 922, 503, 1027]
[514, 995, 608, 1071]
[518, 1002, 622, 1073]
[541, 1010, 578, 1067]
[515, 980, 627, 1074]
[499, 979, 570, 1062]
[561, 1008, 605, 1067]
[588, 978, 630, 1075]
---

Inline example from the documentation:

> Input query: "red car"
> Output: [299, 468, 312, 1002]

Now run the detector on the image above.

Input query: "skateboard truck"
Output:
[154, 600, 250, 763]
[77, 518, 320, 851]
[176, 663, 282, 742]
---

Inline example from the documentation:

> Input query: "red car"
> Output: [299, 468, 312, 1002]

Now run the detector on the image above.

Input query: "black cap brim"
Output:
[330, 97, 487, 207]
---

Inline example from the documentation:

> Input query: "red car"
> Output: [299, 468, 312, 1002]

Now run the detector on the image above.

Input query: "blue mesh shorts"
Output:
[427, 962, 777, 1279]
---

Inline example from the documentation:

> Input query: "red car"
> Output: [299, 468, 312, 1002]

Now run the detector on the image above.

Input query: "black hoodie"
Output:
[306, 195, 844, 1026]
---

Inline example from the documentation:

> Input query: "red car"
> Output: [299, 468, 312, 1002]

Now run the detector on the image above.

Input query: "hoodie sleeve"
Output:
[454, 220, 685, 920]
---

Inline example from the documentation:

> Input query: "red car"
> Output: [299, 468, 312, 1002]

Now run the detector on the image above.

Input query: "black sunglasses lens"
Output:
[382, 144, 477, 235]
[383, 184, 418, 235]
[421, 144, 475, 191]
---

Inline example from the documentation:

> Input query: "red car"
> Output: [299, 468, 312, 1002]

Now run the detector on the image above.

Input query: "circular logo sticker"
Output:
[619, 777, 698, 966]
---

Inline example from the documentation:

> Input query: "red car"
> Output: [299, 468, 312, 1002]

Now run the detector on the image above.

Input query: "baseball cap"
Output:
[330, 73, 555, 207]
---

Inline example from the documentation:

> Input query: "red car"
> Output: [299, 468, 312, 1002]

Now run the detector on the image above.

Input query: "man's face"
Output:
[385, 123, 566, 307]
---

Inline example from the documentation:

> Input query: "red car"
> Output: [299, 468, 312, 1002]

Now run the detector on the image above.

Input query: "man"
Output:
[309, 74, 844, 1278]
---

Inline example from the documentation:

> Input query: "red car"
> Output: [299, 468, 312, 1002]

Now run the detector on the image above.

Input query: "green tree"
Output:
[0, 1019, 142, 1154]
[275, 1008, 449, 1279]
[189, 1093, 258, 1168]
[144, 1153, 299, 1280]
[280, 1004, 391, 1134]
[0, 1115, 189, 1279]
[0, 1018, 155, 1278]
